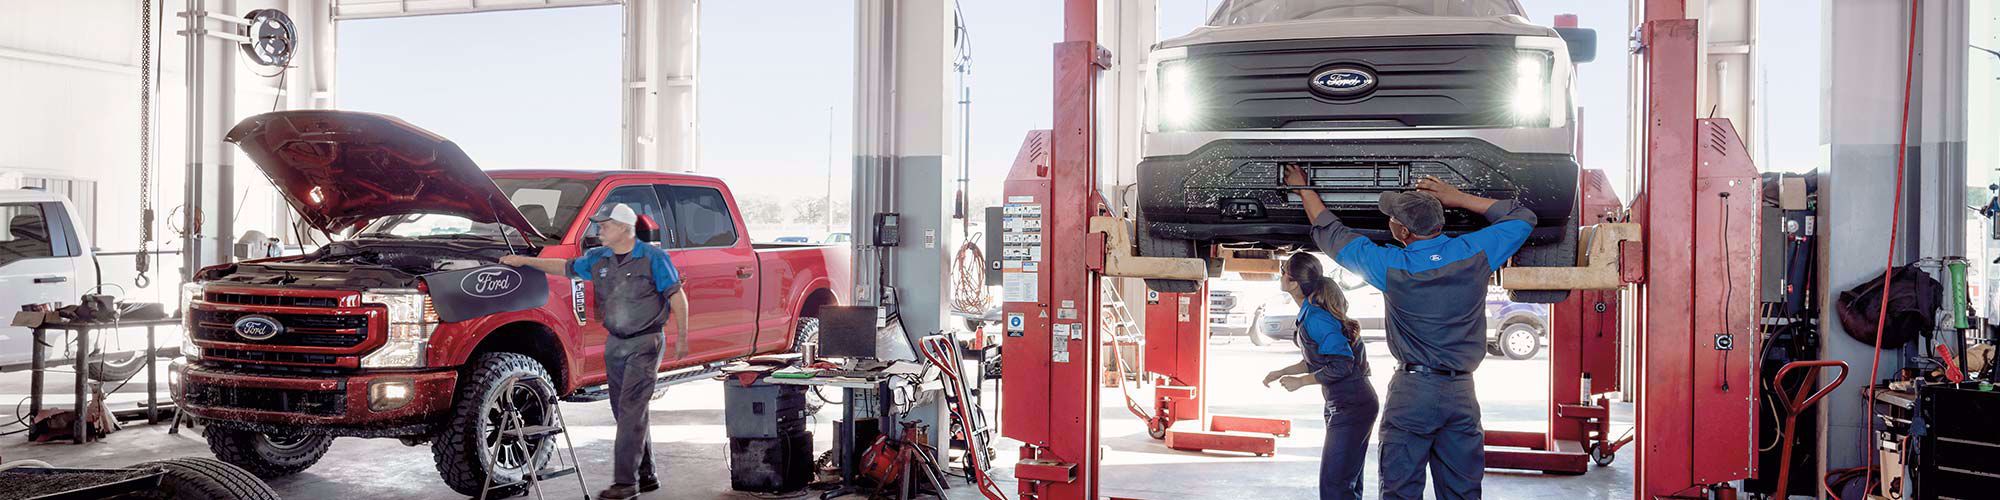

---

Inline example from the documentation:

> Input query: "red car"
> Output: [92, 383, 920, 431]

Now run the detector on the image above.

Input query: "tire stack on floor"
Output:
[722, 380, 813, 494]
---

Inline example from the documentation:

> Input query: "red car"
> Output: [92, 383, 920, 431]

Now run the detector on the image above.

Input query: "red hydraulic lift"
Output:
[1138, 288, 1290, 455]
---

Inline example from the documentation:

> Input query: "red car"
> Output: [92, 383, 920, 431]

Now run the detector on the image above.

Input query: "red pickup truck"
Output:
[175, 110, 847, 495]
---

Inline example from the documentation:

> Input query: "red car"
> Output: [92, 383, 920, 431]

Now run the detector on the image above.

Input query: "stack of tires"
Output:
[722, 380, 813, 494]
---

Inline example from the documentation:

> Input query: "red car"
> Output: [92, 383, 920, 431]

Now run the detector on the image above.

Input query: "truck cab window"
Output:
[0, 203, 54, 267]
[585, 185, 668, 246]
[662, 186, 739, 249]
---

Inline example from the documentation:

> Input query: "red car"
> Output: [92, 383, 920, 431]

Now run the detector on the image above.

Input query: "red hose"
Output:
[1852, 1, 1921, 499]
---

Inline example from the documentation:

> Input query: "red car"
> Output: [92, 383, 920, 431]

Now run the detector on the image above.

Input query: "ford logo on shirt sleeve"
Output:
[1310, 67, 1377, 96]
[461, 267, 524, 298]
[233, 314, 284, 341]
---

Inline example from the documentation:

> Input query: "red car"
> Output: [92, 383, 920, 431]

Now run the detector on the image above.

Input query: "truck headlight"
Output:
[1508, 51, 1553, 126]
[181, 334, 201, 360]
[181, 282, 204, 313]
[1158, 60, 1196, 130]
[360, 290, 435, 368]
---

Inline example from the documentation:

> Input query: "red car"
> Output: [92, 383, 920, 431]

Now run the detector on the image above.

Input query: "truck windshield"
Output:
[1208, 0, 1523, 25]
[353, 177, 595, 245]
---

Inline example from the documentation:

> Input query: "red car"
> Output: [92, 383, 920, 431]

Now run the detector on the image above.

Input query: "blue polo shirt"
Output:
[1310, 200, 1537, 373]
[567, 243, 682, 294]
[1296, 302, 1355, 358]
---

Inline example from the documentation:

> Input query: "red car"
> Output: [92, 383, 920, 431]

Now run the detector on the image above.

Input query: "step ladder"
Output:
[1099, 280, 1142, 385]
[481, 373, 589, 500]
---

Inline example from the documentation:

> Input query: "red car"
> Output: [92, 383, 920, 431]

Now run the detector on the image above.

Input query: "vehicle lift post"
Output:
[1139, 288, 1291, 455]
[1003, 1, 1769, 498]
[1483, 170, 1630, 474]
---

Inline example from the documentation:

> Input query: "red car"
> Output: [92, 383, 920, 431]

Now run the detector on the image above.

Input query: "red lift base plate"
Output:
[1483, 430, 1589, 475]
[1209, 414, 1291, 437]
[1164, 429, 1276, 456]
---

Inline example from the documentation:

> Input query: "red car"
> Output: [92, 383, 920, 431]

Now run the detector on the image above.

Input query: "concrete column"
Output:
[179, 0, 238, 278]
[623, 0, 699, 172]
[1817, 1, 1965, 494]
[850, 0, 956, 337]
[1104, 0, 1156, 332]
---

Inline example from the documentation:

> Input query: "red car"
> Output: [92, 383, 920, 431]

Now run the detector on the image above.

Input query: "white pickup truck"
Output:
[0, 189, 151, 380]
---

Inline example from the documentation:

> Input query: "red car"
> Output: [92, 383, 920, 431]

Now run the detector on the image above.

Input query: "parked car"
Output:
[1251, 261, 1385, 347]
[1134, 0, 1597, 305]
[178, 110, 849, 495]
[821, 232, 852, 244]
[771, 236, 812, 244]
[0, 189, 157, 380]
[1206, 273, 1286, 340]
[1484, 289, 1549, 360]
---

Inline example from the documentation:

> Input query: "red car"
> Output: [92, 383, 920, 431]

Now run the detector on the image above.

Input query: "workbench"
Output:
[0, 317, 183, 444]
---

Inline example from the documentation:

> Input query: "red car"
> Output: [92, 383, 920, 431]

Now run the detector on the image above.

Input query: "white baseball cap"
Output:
[589, 203, 638, 227]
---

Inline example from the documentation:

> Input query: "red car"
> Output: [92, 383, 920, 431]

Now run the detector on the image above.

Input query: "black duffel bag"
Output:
[1835, 264, 1941, 350]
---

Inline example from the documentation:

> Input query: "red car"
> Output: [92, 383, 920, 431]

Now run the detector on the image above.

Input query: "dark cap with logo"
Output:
[1378, 191, 1444, 237]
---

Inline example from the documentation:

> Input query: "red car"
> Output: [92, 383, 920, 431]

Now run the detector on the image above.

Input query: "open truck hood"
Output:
[225, 110, 544, 239]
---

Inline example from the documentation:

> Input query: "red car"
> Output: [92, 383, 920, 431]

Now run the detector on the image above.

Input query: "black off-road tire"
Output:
[794, 317, 821, 353]
[1137, 211, 1202, 293]
[433, 352, 557, 497]
[205, 428, 332, 479]
[88, 350, 150, 382]
[1508, 218, 1578, 304]
[133, 457, 282, 500]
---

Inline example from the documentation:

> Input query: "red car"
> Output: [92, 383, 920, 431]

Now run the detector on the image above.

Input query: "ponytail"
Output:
[1284, 255, 1365, 354]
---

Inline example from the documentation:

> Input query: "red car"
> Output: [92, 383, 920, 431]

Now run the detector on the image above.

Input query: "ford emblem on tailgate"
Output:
[233, 314, 284, 341]
[462, 267, 524, 299]
[1310, 67, 1376, 96]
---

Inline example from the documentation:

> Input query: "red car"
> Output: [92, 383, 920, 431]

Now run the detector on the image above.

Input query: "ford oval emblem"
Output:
[233, 314, 284, 341]
[462, 267, 523, 299]
[1310, 67, 1376, 96]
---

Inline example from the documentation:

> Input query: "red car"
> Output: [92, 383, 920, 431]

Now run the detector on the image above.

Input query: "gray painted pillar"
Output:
[1817, 1, 1965, 492]
[851, 0, 956, 452]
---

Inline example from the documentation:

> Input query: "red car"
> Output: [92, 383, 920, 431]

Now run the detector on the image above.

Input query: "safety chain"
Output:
[134, 0, 156, 289]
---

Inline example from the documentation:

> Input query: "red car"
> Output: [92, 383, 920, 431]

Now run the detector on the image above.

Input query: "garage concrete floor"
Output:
[1, 337, 1633, 499]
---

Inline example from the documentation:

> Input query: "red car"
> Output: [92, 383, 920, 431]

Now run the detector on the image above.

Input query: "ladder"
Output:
[480, 373, 589, 500]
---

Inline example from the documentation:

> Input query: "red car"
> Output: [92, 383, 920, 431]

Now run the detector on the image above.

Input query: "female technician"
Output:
[1263, 254, 1379, 500]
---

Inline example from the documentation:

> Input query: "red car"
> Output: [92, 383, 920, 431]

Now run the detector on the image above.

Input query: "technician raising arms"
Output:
[1283, 164, 1537, 500]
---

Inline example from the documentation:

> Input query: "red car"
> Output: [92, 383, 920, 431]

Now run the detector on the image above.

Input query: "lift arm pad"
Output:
[1498, 223, 1642, 291]
[1089, 216, 1208, 281]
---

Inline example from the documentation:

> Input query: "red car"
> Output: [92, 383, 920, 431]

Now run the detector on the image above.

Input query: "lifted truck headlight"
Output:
[360, 290, 435, 368]
[1509, 51, 1554, 126]
[1148, 49, 1196, 132]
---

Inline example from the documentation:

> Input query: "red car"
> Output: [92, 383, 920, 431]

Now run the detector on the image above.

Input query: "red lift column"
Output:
[998, 1, 1107, 495]
[1138, 288, 1288, 456]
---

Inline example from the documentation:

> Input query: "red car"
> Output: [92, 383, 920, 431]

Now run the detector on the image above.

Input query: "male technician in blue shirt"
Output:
[1283, 165, 1537, 500]
[501, 203, 689, 500]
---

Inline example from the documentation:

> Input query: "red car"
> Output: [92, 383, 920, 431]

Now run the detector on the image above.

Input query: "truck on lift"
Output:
[1134, 0, 1596, 302]
[174, 111, 847, 495]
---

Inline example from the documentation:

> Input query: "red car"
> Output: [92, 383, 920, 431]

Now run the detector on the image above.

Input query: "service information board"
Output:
[1000, 200, 1043, 304]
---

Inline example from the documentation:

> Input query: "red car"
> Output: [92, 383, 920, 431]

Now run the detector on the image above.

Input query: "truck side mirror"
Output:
[1555, 27, 1597, 64]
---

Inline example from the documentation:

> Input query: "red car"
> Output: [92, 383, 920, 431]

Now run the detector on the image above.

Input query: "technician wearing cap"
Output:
[1282, 165, 1536, 500]
[500, 203, 688, 500]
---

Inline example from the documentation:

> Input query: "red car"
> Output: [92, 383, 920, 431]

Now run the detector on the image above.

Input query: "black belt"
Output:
[1399, 363, 1470, 377]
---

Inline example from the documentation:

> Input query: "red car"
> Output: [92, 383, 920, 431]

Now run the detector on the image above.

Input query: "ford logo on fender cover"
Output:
[1310, 67, 1376, 96]
[462, 267, 523, 299]
[233, 314, 284, 341]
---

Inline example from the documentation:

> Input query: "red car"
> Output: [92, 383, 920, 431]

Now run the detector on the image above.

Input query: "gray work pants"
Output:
[605, 332, 663, 486]
[1378, 371, 1483, 500]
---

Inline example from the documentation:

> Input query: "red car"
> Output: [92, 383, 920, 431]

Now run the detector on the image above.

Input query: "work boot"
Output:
[597, 483, 639, 500]
[639, 475, 659, 492]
